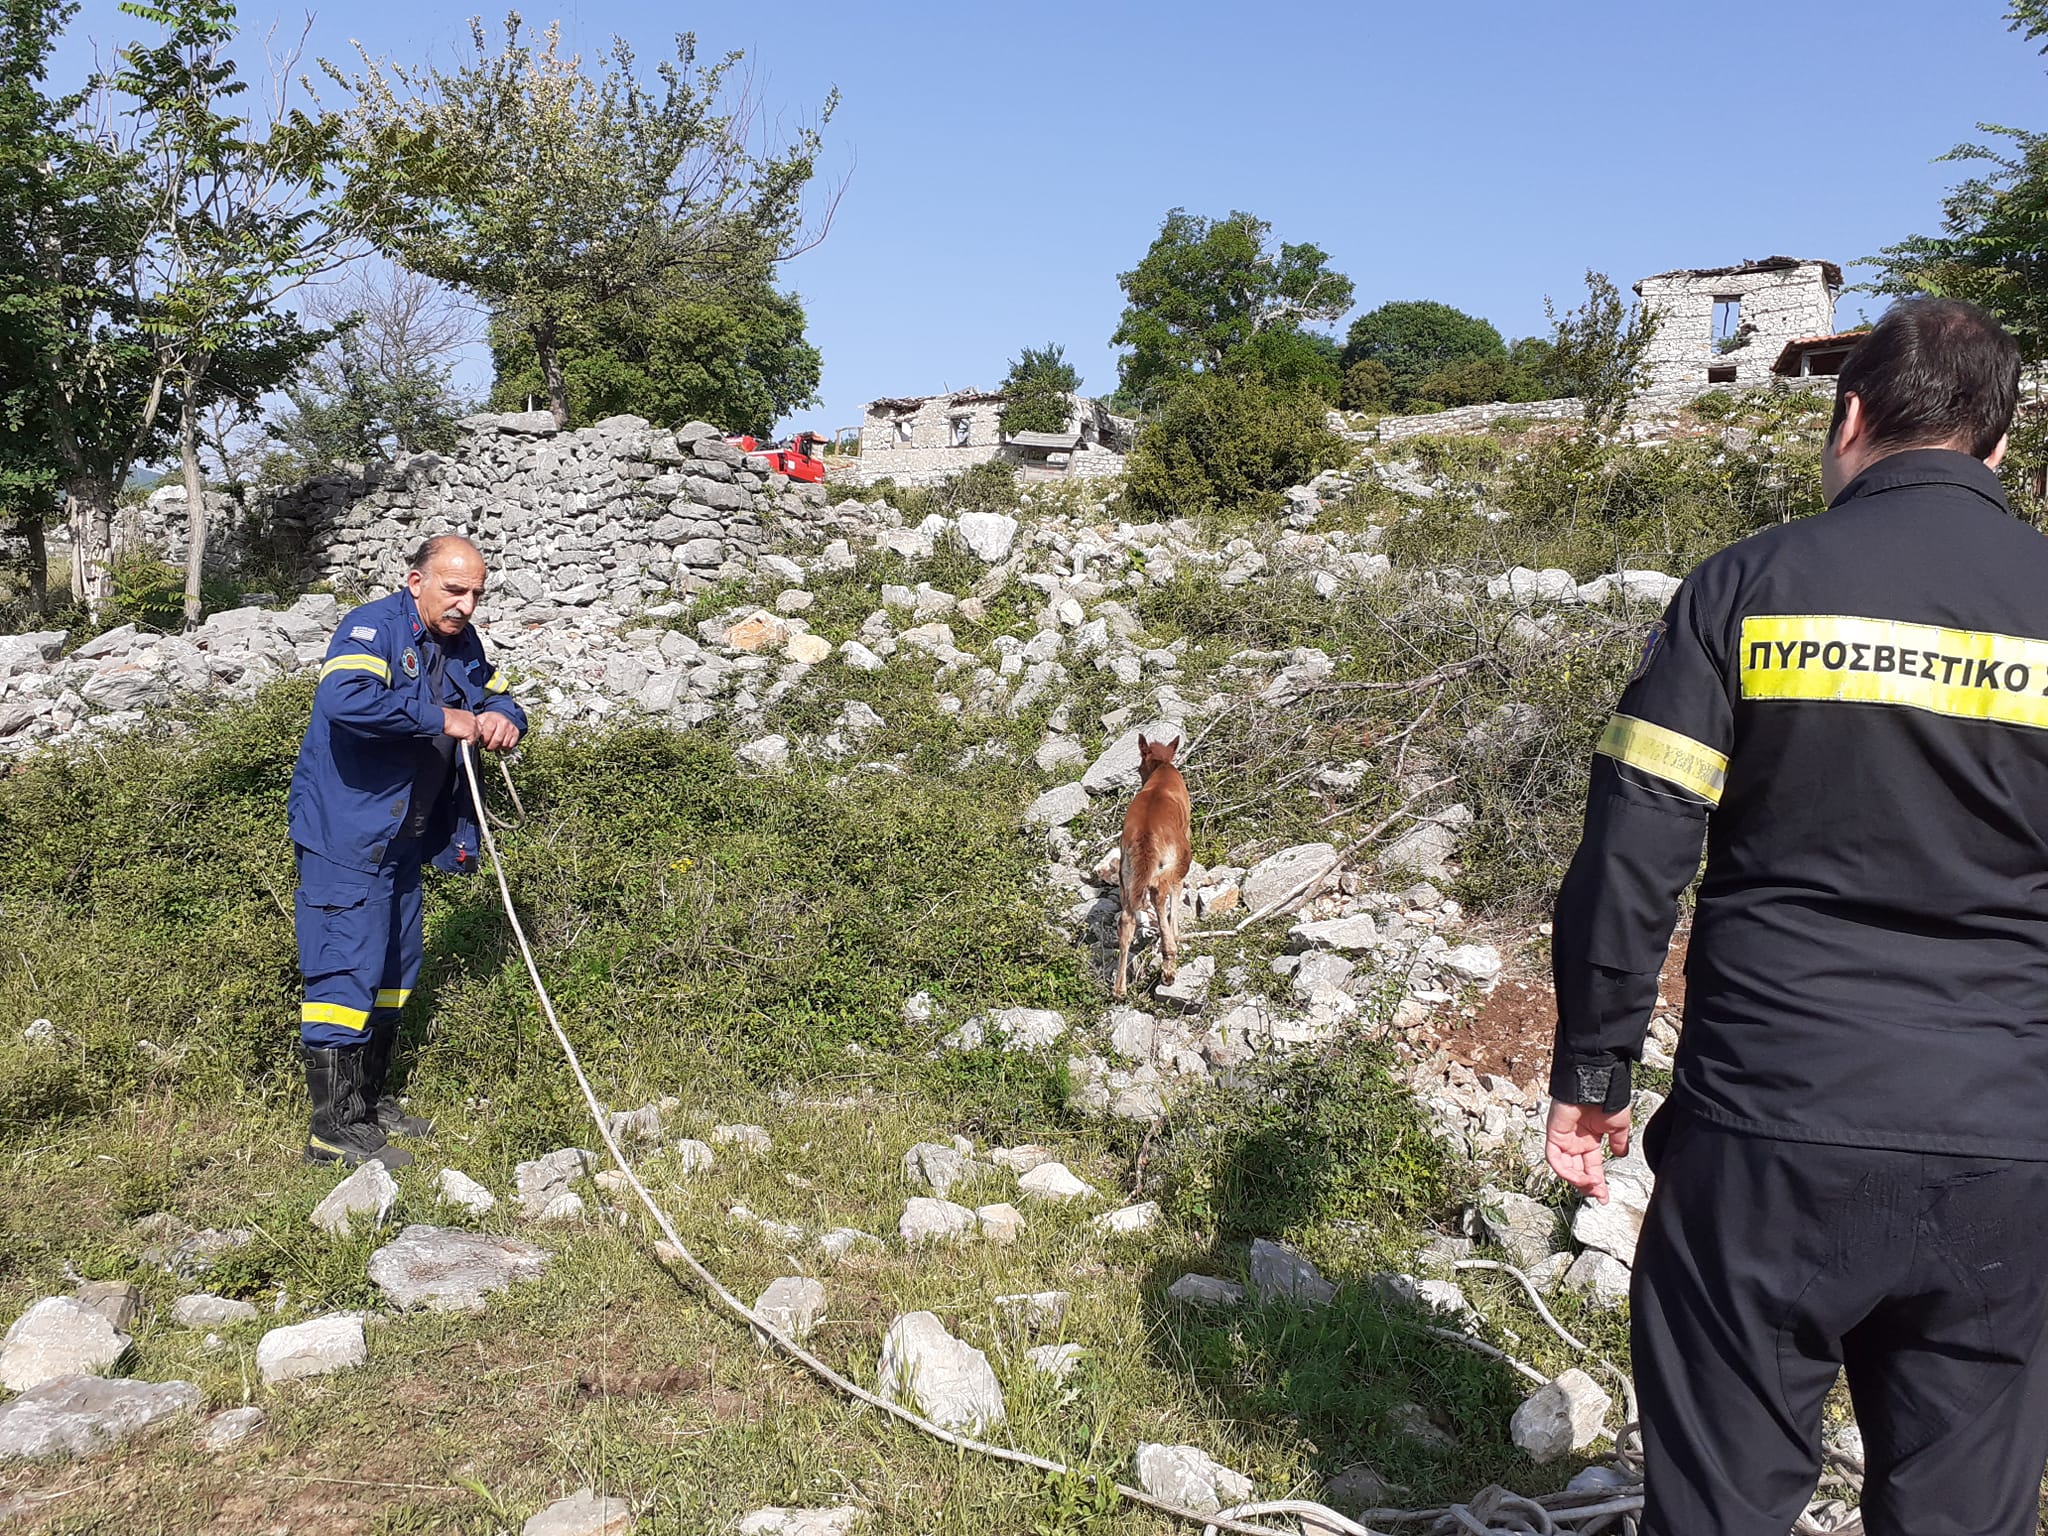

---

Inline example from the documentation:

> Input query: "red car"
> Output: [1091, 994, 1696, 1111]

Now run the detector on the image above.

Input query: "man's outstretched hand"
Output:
[1545, 1100, 1632, 1203]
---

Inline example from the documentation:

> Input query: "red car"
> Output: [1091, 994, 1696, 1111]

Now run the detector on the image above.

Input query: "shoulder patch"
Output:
[349, 625, 378, 642]
[1630, 620, 1666, 683]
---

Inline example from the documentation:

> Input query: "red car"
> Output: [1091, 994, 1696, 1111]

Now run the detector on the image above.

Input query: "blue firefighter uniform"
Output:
[286, 587, 525, 1164]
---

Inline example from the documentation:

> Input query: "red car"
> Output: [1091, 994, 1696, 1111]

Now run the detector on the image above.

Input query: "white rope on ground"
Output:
[458, 743, 1648, 1536]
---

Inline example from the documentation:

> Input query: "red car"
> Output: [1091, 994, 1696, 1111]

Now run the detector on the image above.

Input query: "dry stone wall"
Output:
[132, 411, 831, 615]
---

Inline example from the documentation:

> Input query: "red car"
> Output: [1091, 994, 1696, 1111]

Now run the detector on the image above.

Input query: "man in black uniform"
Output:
[1546, 298, 2048, 1535]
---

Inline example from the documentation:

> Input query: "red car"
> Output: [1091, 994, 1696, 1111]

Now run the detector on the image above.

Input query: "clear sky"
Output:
[45, 0, 2048, 436]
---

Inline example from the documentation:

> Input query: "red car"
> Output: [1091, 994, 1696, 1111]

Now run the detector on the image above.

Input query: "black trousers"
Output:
[1631, 1110, 2048, 1535]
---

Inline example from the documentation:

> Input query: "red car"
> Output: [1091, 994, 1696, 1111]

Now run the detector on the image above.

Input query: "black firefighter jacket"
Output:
[1551, 449, 2048, 1159]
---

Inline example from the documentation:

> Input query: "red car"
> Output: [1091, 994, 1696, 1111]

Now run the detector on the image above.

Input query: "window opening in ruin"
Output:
[894, 418, 912, 444]
[951, 416, 971, 447]
[1712, 296, 1743, 350]
[1708, 364, 1738, 385]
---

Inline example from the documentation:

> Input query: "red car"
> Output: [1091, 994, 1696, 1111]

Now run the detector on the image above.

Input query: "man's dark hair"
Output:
[408, 534, 478, 574]
[1830, 297, 2021, 459]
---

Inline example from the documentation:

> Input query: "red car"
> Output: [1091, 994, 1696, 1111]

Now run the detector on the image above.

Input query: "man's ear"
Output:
[1987, 431, 2011, 471]
[1830, 392, 1866, 457]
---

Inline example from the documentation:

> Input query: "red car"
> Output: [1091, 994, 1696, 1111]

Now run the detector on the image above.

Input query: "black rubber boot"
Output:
[364, 1018, 435, 1139]
[303, 1045, 413, 1169]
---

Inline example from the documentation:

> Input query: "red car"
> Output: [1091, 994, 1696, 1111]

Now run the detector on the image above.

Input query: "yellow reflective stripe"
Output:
[1741, 615, 2048, 731]
[307, 1135, 347, 1155]
[483, 669, 510, 694]
[373, 988, 411, 1009]
[301, 1001, 370, 1031]
[320, 654, 390, 684]
[1596, 713, 1728, 805]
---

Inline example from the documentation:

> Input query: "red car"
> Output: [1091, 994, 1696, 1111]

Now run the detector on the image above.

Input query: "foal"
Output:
[1115, 733, 1192, 999]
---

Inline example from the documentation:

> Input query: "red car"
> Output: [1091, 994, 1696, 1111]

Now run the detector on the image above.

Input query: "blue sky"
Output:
[47, 0, 2048, 435]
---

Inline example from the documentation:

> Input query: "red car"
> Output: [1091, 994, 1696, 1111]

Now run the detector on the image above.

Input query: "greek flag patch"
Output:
[349, 625, 377, 642]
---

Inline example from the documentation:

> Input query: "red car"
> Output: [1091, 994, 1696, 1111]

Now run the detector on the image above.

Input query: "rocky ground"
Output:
[0, 417, 1880, 1533]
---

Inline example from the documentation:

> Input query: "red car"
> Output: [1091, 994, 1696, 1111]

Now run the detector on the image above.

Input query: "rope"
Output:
[456, 742, 1649, 1536]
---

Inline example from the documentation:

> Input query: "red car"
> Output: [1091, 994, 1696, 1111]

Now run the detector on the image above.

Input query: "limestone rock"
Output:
[902, 1142, 986, 1199]
[817, 1228, 883, 1260]
[875, 1311, 1005, 1433]
[1, 1297, 127, 1392]
[1080, 719, 1183, 795]
[723, 611, 788, 653]
[0, 1376, 201, 1459]
[954, 512, 1020, 562]
[1248, 1239, 1335, 1308]
[1571, 1152, 1654, 1266]
[738, 733, 791, 771]
[522, 1487, 635, 1536]
[993, 1291, 1069, 1333]
[1168, 1274, 1246, 1309]
[736, 1507, 861, 1535]
[1017, 1162, 1095, 1202]
[711, 1124, 772, 1152]
[171, 1294, 259, 1329]
[309, 1159, 399, 1237]
[436, 1167, 497, 1215]
[368, 1225, 550, 1313]
[899, 1197, 978, 1246]
[1024, 782, 1091, 829]
[1132, 1443, 1254, 1515]
[1288, 914, 1380, 954]
[752, 1277, 827, 1347]
[975, 1203, 1026, 1244]
[1562, 1250, 1633, 1309]
[1024, 1343, 1085, 1379]
[197, 1405, 266, 1451]
[1510, 1368, 1612, 1462]
[1440, 944, 1503, 985]
[256, 1314, 366, 1384]
[72, 1281, 141, 1332]
[1241, 844, 1337, 915]
[515, 1148, 593, 1219]
[990, 1007, 1067, 1051]
[673, 1139, 717, 1174]
[1094, 1201, 1159, 1235]
[1476, 1188, 1561, 1269]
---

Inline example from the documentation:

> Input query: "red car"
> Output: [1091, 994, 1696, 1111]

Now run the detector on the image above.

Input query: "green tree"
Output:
[997, 343, 1081, 436]
[1544, 270, 1660, 431]
[1110, 208, 1353, 411]
[1340, 358, 1394, 412]
[0, 0, 164, 615]
[118, 0, 355, 625]
[1341, 300, 1505, 405]
[1122, 374, 1349, 521]
[329, 15, 837, 429]
[486, 274, 820, 437]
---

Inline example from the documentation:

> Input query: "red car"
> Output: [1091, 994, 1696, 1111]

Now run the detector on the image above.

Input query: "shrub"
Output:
[1121, 375, 1351, 521]
[1340, 358, 1393, 411]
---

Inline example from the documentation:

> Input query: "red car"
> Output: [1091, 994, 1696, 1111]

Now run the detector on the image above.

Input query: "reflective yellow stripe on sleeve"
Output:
[372, 988, 411, 1009]
[320, 654, 390, 684]
[301, 1001, 370, 1031]
[483, 670, 510, 694]
[1596, 713, 1728, 805]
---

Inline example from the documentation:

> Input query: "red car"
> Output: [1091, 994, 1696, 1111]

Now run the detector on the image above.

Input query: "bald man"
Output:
[285, 536, 526, 1168]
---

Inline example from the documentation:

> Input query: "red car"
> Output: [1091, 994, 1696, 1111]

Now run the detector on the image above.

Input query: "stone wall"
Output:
[130, 410, 830, 616]
[1635, 258, 1840, 392]
[847, 392, 1129, 488]
[1358, 375, 1835, 445]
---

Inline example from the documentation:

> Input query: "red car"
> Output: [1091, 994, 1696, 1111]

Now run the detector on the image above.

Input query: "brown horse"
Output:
[1115, 733, 1192, 999]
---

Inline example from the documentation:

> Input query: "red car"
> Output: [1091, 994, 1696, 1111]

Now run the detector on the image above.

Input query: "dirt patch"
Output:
[1421, 924, 1689, 1090]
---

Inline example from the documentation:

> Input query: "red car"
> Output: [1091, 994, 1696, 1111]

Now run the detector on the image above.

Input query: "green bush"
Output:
[1121, 375, 1351, 522]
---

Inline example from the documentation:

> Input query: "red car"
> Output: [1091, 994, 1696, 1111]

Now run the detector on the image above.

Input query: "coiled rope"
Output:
[458, 742, 1647, 1536]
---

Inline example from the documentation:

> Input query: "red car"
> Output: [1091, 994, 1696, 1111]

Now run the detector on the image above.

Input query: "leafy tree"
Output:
[1340, 358, 1394, 412]
[1342, 300, 1505, 405]
[1110, 208, 1353, 411]
[486, 274, 820, 437]
[117, 0, 355, 625]
[997, 343, 1081, 436]
[1544, 270, 1660, 431]
[271, 267, 475, 472]
[1122, 374, 1349, 521]
[329, 15, 837, 429]
[0, 0, 163, 615]
[1505, 335, 1562, 399]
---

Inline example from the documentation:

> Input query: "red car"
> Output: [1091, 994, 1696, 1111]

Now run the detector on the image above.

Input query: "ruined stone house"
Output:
[1635, 257, 1842, 392]
[848, 390, 1133, 487]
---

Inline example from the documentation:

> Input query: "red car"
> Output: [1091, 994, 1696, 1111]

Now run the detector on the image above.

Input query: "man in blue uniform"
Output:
[1547, 299, 2048, 1533]
[287, 535, 526, 1168]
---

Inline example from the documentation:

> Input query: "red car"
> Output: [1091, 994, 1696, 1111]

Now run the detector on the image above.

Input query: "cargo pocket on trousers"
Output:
[294, 882, 371, 980]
